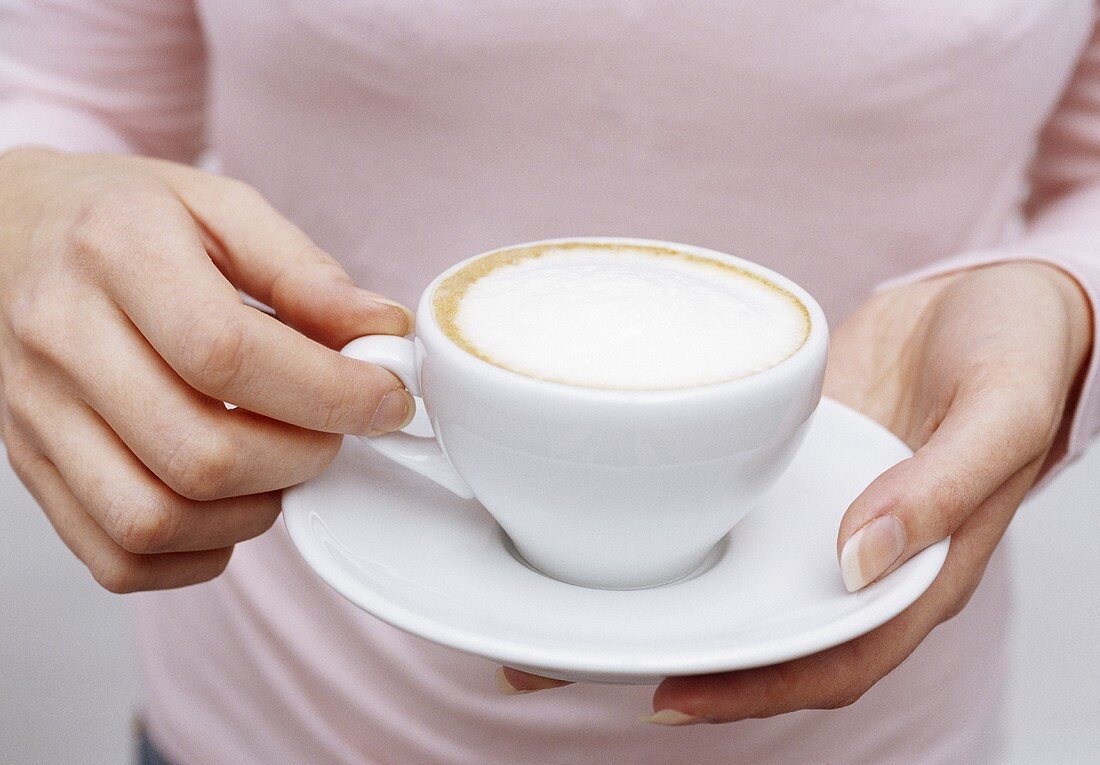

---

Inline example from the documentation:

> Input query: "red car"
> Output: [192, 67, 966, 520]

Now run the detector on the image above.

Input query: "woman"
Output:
[1, 2, 1096, 763]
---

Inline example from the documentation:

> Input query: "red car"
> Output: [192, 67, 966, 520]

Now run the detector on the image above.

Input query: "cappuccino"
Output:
[433, 242, 809, 390]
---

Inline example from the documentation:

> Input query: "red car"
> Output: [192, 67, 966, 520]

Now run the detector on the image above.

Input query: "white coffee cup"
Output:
[342, 237, 827, 589]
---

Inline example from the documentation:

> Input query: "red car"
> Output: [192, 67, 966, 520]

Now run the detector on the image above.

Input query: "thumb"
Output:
[158, 163, 413, 348]
[837, 383, 1053, 591]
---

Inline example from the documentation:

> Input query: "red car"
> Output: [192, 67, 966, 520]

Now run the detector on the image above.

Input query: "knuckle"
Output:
[103, 487, 182, 554]
[0, 413, 12, 448]
[7, 298, 39, 348]
[60, 179, 180, 276]
[941, 589, 976, 623]
[238, 505, 281, 543]
[1017, 407, 1060, 455]
[892, 462, 968, 539]
[63, 186, 146, 269]
[90, 553, 147, 594]
[255, 509, 281, 537]
[313, 431, 343, 470]
[1, 364, 36, 424]
[4, 438, 36, 482]
[821, 683, 869, 711]
[926, 480, 969, 536]
[207, 547, 234, 580]
[267, 248, 346, 311]
[220, 177, 266, 208]
[981, 381, 1062, 455]
[8, 288, 66, 360]
[162, 425, 236, 501]
[2, 395, 53, 466]
[319, 374, 361, 432]
[177, 309, 250, 396]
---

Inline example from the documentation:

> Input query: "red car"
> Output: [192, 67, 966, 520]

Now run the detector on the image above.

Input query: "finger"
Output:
[89, 199, 411, 435]
[12, 391, 281, 553]
[648, 598, 934, 725]
[45, 300, 342, 499]
[154, 162, 413, 346]
[494, 667, 574, 695]
[648, 467, 1035, 725]
[836, 380, 1053, 591]
[4, 426, 233, 592]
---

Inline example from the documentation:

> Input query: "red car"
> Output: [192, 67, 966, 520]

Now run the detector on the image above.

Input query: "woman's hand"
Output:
[0, 148, 414, 592]
[498, 260, 1093, 723]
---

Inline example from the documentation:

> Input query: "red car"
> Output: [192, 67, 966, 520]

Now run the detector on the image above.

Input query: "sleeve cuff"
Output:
[877, 248, 1100, 485]
[0, 97, 133, 156]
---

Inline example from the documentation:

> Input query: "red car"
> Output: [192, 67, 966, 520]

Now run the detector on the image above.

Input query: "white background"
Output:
[1, 444, 1098, 764]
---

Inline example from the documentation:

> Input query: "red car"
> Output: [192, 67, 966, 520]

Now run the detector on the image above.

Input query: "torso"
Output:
[133, 3, 1089, 762]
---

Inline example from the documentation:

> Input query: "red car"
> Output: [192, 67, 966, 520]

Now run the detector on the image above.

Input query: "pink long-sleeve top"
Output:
[3, 2, 1099, 763]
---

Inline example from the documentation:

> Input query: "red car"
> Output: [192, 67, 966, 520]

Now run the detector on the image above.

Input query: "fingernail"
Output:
[638, 709, 703, 726]
[369, 389, 413, 433]
[494, 667, 571, 695]
[494, 668, 535, 695]
[840, 514, 906, 592]
[366, 295, 416, 332]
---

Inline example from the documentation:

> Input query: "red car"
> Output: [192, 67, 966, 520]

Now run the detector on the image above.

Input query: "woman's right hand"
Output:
[0, 148, 415, 592]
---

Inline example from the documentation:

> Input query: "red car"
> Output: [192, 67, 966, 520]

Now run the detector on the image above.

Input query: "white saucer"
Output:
[284, 397, 949, 684]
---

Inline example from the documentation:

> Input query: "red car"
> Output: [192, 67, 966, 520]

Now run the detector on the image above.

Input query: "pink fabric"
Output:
[3, 1, 1098, 762]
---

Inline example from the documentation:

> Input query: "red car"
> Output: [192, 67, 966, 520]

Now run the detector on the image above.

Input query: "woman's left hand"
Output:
[496, 260, 1092, 724]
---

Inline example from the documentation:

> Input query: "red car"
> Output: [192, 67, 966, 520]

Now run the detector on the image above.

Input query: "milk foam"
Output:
[438, 244, 808, 389]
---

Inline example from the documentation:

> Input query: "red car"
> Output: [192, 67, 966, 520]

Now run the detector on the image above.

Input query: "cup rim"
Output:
[415, 236, 828, 401]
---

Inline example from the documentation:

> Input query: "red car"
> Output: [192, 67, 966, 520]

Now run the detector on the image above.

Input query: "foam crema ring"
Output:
[433, 242, 810, 390]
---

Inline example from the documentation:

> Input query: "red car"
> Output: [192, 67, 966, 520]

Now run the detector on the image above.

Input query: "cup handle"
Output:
[340, 335, 474, 499]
